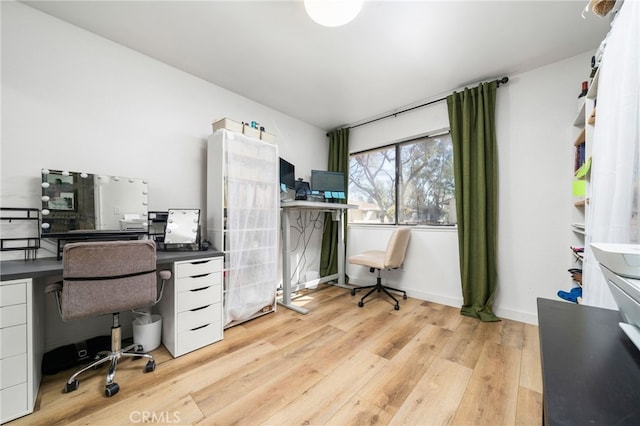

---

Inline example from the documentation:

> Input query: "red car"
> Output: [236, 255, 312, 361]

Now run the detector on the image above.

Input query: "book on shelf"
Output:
[574, 143, 586, 172]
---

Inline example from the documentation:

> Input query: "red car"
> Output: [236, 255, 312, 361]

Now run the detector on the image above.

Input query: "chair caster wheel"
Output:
[394, 304, 400, 311]
[144, 360, 156, 373]
[403, 294, 407, 300]
[351, 289, 356, 296]
[65, 380, 79, 393]
[105, 383, 119, 397]
[358, 301, 364, 308]
[136, 345, 144, 352]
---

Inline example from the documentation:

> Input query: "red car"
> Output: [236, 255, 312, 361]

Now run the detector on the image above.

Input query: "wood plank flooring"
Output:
[9, 284, 542, 425]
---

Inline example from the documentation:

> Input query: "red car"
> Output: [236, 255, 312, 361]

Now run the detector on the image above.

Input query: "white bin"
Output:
[132, 314, 162, 352]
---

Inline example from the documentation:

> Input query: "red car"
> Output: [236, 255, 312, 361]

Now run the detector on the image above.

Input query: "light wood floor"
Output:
[10, 284, 542, 425]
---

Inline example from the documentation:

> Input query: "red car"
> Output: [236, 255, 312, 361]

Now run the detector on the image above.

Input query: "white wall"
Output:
[2, 2, 593, 326]
[1, 2, 330, 348]
[1, 2, 328, 260]
[347, 52, 593, 324]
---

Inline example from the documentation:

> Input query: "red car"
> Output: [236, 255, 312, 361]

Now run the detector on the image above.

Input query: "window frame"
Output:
[348, 130, 455, 227]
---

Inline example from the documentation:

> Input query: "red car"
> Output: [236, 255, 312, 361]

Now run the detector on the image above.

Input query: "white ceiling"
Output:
[21, 0, 612, 130]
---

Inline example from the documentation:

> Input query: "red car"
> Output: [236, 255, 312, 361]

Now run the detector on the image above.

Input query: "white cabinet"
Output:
[207, 129, 279, 328]
[1, 278, 39, 424]
[158, 257, 223, 357]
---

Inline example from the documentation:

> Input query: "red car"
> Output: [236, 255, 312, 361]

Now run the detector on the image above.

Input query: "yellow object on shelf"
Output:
[573, 179, 586, 197]
[575, 157, 592, 178]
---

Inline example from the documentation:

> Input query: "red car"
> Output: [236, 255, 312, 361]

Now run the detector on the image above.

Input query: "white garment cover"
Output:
[223, 132, 279, 325]
[583, 0, 640, 308]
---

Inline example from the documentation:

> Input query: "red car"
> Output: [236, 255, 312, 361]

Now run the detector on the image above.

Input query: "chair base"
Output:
[350, 272, 407, 310]
[64, 313, 156, 397]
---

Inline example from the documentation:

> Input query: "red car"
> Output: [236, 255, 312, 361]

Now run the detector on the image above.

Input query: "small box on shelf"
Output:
[243, 124, 260, 139]
[260, 131, 275, 143]
[212, 118, 243, 134]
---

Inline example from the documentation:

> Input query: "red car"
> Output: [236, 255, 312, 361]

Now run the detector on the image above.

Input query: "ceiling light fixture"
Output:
[304, 0, 363, 27]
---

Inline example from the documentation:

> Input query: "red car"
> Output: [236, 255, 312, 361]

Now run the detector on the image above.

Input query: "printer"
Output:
[591, 243, 640, 351]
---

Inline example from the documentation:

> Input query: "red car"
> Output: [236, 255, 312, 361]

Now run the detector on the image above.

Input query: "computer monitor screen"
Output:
[311, 170, 345, 193]
[279, 157, 296, 190]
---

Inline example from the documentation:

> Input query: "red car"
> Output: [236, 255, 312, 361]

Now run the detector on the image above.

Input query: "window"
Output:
[348, 133, 456, 225]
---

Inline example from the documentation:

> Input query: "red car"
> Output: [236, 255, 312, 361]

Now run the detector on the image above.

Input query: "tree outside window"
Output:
[348, 133, 456, 226]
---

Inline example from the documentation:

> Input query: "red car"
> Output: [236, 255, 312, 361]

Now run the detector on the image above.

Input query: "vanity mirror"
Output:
[40, 169, 149, 236]
[163, 209, 200, 250]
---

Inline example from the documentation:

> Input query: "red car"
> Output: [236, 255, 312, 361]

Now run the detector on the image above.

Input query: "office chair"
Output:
[46, 240, 171, 397]
[349, 227, 411, 310]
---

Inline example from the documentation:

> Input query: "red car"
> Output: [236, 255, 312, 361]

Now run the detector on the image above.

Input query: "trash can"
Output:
[132, 314, 162, 352]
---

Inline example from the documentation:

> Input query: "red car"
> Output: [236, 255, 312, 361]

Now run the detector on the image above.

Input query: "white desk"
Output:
[0, 249, 223, 424]
[279, 201, 356, 314]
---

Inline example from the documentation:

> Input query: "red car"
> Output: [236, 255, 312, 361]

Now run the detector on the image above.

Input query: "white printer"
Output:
[591, 243, 640, 351]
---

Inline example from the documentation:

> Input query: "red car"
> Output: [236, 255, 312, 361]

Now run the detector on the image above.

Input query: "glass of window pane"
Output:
[348, 146, 396, 224]
[398, 134, 455, 225]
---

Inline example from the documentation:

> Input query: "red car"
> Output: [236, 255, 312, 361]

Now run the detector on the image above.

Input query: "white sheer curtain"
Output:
[583, 0, 640, 309]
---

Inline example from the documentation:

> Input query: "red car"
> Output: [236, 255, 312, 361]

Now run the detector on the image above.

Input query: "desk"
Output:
[537, 298, 640, 425]
[0, 249, 222, 281]
[0, 248, 223, 424]
[279, 201, 355, 314]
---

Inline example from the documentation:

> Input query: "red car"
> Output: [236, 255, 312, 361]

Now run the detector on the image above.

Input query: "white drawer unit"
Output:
[158, 257, 224, 357]
[1, 278, 38, 425]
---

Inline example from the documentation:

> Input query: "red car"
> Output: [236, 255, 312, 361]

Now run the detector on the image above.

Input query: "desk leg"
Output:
[278, 209, 309, 314]
[337, 209, 346, 286]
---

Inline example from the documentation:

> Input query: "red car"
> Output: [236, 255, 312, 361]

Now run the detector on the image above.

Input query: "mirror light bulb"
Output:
[41, 182, 50, 188]
[61, 171, 70, 176]
[41, 209, 50, 215]
[41, 195, 50, 202]
[41, 168, 50, 174]
[41, 223, 50, 229]
[80, 173, 88, 178]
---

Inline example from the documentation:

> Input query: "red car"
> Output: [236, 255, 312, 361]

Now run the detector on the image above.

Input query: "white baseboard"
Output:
[347, 280, 539, 325]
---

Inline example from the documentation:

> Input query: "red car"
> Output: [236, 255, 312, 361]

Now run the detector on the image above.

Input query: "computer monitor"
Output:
[279, 157, 295, 191]
[311, 170, 345, 193]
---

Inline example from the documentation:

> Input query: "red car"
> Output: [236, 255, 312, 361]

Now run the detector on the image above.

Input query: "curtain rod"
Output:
[328, 76, 509, 136]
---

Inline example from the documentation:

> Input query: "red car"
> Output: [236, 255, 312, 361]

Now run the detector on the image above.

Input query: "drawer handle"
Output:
[190, 273, 211, 279]
[190, 323, 210, 331]
[190, 305, 211, 312]
[189, 286, 211, 293]
[191, 260, 211, 265]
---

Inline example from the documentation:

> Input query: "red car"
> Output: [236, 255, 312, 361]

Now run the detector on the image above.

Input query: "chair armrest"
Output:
[45, 283, 62, 294]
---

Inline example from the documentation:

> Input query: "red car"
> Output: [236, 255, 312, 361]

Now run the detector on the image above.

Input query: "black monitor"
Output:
[311, 170, 345, 193]
[279, 157, 295, 190]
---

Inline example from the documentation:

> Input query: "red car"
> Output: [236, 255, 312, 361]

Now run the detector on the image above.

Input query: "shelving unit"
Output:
[0, 208, 41, 260]
[147, 211, 168, 246]
[207, 129, 279, 328]
[566, 65, 599, 301]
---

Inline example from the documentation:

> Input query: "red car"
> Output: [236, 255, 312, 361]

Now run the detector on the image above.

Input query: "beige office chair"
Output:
[349, 227, 411, 310]
[46, 240, 171, 397]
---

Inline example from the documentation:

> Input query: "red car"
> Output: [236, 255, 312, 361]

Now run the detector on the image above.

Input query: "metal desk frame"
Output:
[279, 201, 355, 314]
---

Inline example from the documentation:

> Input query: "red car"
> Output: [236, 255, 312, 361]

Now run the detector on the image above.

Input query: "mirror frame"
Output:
[40, 168, 149, 236]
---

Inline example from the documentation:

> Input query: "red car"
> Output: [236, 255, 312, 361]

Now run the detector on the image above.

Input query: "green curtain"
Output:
[446, 81, 500, 322]
[319, 128, 349, 278]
